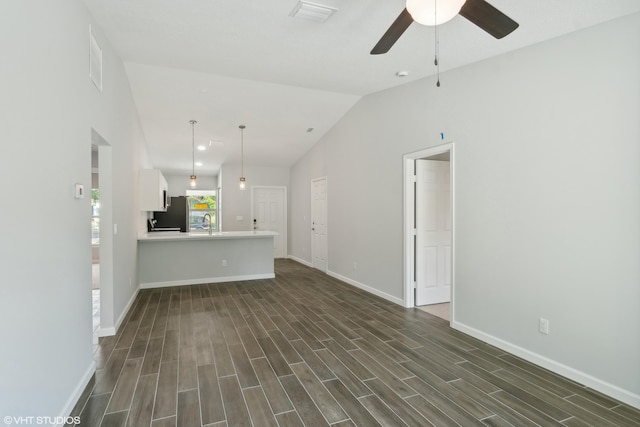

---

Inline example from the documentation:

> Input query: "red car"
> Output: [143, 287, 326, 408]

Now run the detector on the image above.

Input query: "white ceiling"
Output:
[83, 0, 640, 176]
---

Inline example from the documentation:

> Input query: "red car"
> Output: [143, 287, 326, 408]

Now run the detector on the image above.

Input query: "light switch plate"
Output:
[74, 183, 84, 199]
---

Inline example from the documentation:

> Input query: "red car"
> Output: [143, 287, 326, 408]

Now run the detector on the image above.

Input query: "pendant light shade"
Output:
[189, 120, 197, 188]
[239, 125, 246, 190]
[406, 0, 465, 26]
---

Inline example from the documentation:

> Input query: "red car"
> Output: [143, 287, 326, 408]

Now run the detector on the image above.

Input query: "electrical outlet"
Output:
[222, 259, 227, 267]
[539, 318, 550, 335]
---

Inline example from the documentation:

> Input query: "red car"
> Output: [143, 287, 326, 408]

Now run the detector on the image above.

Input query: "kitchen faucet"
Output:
[203, 213, 212, 235]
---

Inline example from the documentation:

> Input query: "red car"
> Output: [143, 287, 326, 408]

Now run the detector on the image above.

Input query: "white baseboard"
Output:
[287, 255, 312, 267]
[452, 321, 640, 410]
[140, 273, 275, 289]
[59, 360, 96, 426]
[97, 287, 140, 337]
[326, 270, 405, 306]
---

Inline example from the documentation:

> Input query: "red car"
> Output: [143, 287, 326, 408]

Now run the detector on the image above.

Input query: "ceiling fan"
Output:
[371, 0, 519, 55]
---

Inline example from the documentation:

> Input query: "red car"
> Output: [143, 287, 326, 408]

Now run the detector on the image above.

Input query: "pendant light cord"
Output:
[191, 121, 195, 176]
[434, 0, 440, 87]
[239, 125, 246, 177]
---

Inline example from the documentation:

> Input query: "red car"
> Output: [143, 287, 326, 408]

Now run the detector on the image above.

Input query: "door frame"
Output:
[92, 129, 114, 337]
[403, 143, 455, 316]
[311, 176, 328, 272]
[250, 185, 287, 258]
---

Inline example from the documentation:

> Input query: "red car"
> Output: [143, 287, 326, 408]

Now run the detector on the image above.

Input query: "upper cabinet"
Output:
[139, 169, 168, 211]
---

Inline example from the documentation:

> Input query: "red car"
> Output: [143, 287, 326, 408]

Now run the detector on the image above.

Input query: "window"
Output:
[91, 189, 100, 245]
[186, 190, 217, 232]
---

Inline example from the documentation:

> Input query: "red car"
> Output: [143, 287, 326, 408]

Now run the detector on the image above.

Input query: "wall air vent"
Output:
[290, 1, 337, 23]
[89, 26, 103, 92]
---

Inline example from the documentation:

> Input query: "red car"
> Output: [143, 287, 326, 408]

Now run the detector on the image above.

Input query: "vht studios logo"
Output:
[4, 416, 81, 425]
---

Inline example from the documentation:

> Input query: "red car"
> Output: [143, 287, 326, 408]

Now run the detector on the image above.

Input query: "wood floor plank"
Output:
[323, 340, 375, 382]
[128, 327, 151, 359]
[458, 361, 571, 422]
[290, 362, 348, 424]
[349, 349, 417, 398]
[106, 358, 143, 413]
[219, 375, 252, 427]
[141, 337, 164, 376]
[280, 374, 330, 426]
[126, 374, 158, 427]
[100, 410, 128, 427]
[358, 394, 407, 426]
[153, 361, 178, 420]
[235, 326, 264, 359]
[404, 376, 487, 427]
[289, 320, 325, 350]
[268, 329, 303, 364]
[151, 416, 176, 427]
[242, 386, 279, 427]
[323, 379, 382, 427]
[211, 342, 235, 378]
[565, 394, 639, 427]
[176, 389, 201, 427]
[94, 348, 129, 395]
[256, 336, 293, 377]
[290, 339, 335, 381]
[275, 411, 304, 427]
[197, 363, 225, 425]
[315, 349, 372, 398]
[250, 357, 294, 414]
[401, 360, 495, 420]
[363, 378, 430, 427]
[490, 390, 565, 426]
[161, 330, 179, 363]
[228, 343, 260, 388]
[79, 393, 111, 427]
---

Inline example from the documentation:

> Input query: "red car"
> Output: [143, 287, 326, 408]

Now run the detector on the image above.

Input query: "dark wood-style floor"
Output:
[69, 259, 640, 427]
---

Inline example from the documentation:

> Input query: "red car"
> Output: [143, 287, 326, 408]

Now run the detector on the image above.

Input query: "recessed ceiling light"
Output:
[396, 70, 409, 78]
[306, 127, 314, 133]
[195, 162, 203, 167]
[197, 145, 206, 151]
[209, 140, 224, 147]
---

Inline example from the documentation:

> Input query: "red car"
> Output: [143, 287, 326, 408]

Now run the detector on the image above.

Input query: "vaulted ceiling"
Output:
[83, 0, 640, 175]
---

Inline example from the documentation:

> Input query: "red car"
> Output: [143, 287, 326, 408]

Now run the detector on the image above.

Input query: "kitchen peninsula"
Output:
[138, 231, 277, 288]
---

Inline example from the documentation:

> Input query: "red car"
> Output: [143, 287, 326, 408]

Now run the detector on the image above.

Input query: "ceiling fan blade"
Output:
[370, 8, 414, 55]
[459, 0, 519, 39]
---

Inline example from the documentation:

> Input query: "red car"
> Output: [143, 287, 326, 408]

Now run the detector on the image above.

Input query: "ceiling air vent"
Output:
[290, 1, 337, 23]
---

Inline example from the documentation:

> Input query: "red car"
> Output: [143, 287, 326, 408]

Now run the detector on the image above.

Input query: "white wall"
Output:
[290, 13, 640, 406]
[0, 0, 150, 420]
[164, 173, 218, 197]
[220, 163, 289, 231]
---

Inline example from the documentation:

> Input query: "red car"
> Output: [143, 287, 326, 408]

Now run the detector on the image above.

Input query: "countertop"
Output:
[138, 230, 278, 242]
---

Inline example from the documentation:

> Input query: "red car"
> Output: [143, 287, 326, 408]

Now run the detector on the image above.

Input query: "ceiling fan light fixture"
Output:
[406, 0, 466, 26]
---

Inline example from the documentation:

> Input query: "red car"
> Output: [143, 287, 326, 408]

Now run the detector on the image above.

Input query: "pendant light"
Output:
[239, 124, 246, 190]
[189, 120, 197, 188]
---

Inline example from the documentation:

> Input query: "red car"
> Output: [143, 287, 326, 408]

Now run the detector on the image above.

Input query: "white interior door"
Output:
[311, 177, 327, 272]
[252, 187, 286, 258]
[416, 160, 451, 305]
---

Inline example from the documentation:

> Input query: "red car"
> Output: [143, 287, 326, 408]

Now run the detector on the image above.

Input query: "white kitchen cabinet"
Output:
[139, 169, 168, 211]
